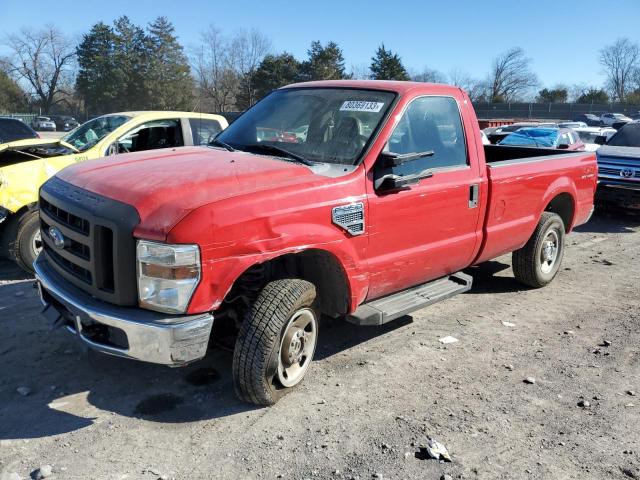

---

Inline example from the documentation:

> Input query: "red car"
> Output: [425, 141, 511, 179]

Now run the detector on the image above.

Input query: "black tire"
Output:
[512, 212, 565, 288]
[233, 279, 318, 406]
[8, 209, 41, 274]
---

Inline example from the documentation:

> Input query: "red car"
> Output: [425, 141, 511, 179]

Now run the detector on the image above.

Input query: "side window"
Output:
[386, 96, 467, 174]
[189, 118, 223, 146]
[116, 119, 184, 154]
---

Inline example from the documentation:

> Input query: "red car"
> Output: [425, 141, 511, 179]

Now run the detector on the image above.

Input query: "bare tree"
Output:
[410, 66, 447, 84]
[448, 68, 486, 101]
[231, 28, 271, 109]
[4, 25, 76, 113]
[486, 47, 538, 102]
[192, 25, 238, 112]
[600, 38, 640, 102]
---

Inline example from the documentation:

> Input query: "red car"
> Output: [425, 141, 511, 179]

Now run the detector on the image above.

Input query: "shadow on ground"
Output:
[574, 206, 640, 234]
[0, 277, 412, 441]
[0, 259, 33, 282]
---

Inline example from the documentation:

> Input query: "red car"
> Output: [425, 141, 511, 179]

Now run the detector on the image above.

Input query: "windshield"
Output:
[62, 115, 130, 151]
[606, 123, 640, 147]
[215, 88, 396, 165]
[499, 128, 559, 148]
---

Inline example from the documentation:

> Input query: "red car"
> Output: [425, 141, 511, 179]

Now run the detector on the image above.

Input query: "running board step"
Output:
[347, 272, 473, 326]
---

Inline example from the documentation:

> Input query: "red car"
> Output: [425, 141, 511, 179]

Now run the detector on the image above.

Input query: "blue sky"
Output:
[3, 0, 640, 89]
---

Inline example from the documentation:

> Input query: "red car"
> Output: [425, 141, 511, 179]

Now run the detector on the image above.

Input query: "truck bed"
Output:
[475, 146, 597, 264]
[484, 144, 582, 164]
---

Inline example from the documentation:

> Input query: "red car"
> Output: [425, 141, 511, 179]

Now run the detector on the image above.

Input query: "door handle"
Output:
[469, 184, 479, 208]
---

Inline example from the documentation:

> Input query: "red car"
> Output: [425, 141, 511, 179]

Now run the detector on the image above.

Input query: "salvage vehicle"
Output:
[601, 113, 632, 127]
[31, 116, 57, 132]
[35, 80, 597, 406]
[574, 126, 617, 152]
[573, 114, 602, 127]
[595, 121, 640, 208]
[498, 127, 585, 151]
[0, 117, 39, 143]
[50, 115, 80, 132]
[0, 111, 228, 272]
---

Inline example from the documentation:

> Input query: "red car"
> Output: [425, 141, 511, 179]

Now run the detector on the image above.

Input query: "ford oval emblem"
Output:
[48, 226, 65, 249]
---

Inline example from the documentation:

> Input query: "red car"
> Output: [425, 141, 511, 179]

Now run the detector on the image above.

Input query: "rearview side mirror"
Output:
[594, 135, 607, 145]
[373, 150, 435, 191]
[557, 144, 570, 150]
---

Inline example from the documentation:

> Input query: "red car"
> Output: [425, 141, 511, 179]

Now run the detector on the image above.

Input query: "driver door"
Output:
[365, 96, 483, 300]
[107, 119, 186, 155]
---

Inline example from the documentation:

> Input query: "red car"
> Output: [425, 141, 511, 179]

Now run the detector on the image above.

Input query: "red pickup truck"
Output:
[35, 81, 597, 405]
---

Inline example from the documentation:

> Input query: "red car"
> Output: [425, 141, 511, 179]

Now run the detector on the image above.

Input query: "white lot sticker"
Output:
[340, 100, 385, 112]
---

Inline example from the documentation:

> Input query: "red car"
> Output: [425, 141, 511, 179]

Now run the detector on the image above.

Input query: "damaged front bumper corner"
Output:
[34, 254, 214, 366]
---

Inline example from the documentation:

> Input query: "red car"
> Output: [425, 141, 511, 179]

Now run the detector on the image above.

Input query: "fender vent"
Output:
[332, 202, 365, 236]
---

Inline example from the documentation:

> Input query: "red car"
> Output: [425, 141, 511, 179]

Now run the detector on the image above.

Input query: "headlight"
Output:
[136, 240, 201, 314]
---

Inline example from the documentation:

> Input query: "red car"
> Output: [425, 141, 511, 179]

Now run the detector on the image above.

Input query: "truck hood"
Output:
[597, 145, 640, 160]
[56, 146, 317, 237]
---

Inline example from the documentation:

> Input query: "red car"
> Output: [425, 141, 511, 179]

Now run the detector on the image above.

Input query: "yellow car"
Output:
[0, 111, 228, 272]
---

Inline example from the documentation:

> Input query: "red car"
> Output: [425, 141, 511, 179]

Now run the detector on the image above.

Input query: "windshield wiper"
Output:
[242, 143, 314, 166]
[209, 139, 236, 152]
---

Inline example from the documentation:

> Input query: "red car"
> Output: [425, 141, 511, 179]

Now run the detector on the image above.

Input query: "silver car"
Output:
[31, 116, 57, 131]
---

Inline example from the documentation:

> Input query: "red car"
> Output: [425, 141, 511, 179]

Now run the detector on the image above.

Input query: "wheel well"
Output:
[545, 193, 574, 232]
[225, 249, 351, 318]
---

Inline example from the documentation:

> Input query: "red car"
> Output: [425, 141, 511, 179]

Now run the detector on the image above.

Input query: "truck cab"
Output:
[35, 81, 597, 406]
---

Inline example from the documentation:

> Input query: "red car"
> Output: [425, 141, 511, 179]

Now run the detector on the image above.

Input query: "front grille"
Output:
[39, 176, 140, 306]
[40, 197, 90, 235]
[41, 218, 90, 260]
[44, 244, 93, 284]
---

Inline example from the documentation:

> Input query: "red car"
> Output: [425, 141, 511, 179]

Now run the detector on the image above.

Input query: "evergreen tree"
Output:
[575, 88, 609, 104]
[301, 41, 349, 81]
[76, 22, 120, 114]
[370, 44, 409, 81]
[113, 16, 150, 110]
[252, 53, 302, 100]
[537, 88, 568, 103]
[146, 17, 193, 110]
[0, 68, 27, 112]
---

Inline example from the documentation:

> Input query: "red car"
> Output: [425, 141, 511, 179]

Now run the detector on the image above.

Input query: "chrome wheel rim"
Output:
[540, 229, 559, 274]
[32, 230, 42, 257]
[277, 308, 317, 388]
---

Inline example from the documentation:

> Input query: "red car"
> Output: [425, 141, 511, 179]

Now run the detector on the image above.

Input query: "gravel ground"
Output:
[1, 208, 639, 480]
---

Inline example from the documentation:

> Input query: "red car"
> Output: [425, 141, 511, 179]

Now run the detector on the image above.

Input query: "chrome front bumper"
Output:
[34, 254, 214, 366]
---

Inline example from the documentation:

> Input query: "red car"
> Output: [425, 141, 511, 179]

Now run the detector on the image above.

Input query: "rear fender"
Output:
[538, 177, 577, 232]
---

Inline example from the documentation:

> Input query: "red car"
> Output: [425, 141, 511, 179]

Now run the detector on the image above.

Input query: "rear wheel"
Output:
[512, 212, 565, 288]
[232, 279, 318, 406]
[8, 210, 42, 274]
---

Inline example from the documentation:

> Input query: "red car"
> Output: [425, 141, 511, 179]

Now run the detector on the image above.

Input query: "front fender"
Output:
[168, 194, 370, 315]
[0, 155, 77, 213]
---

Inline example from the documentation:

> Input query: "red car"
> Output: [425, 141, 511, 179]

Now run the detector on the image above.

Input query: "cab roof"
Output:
[282, 79, 463, 97]
[100, 111, 227, 121]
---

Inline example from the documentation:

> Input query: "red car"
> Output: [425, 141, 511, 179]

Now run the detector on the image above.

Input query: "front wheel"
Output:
[8, 209, 42, 274]
[233, 279, 318, 406]
[512, 212, 565, 288]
